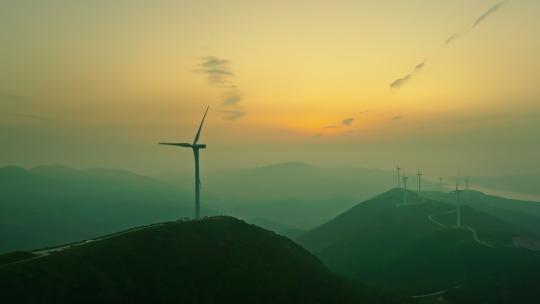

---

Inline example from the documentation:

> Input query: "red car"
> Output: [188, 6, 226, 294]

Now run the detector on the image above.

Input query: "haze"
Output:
[1, 0, 539, 176]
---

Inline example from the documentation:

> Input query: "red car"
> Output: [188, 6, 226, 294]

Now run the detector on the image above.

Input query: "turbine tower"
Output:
[396, 165, 402, 188]
[417, 170, 422, 193]
[439, 176, 443, 192]
[453, 182, 464, 228]
[402, 174, 409, 205]
[159, 106, 209, 220]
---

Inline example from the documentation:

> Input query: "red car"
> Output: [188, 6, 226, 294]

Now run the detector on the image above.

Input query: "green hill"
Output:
[297, 189, 540, 302]
[470, 174, 540, 196]
[0, 217, 396, 303]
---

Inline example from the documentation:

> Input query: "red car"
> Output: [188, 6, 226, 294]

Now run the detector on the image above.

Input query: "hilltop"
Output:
[297, 189, 540, 302]
[0, 217, 399, 304]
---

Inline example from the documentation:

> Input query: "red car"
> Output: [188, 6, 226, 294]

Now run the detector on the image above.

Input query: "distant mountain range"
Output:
[0, 217, 399, 304]
[156, 161, 439, 230]
[297, 189, 540, 303]
[2, 162, 539, 255]
[0, 165, 193, 253]
[1, 162, 406, 253]
[470, 174, 540, 196]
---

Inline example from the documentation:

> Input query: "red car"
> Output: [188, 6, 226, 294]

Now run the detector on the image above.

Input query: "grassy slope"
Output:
[297, 189, 540, 301]
[0, 217, 400, 304]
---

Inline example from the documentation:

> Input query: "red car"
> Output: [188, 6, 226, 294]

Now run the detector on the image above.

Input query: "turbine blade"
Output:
[159, 142, 193, 147]
[193, 106, 210, 144]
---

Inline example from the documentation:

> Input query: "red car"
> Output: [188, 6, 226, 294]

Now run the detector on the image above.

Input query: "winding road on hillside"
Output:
[427, 210, 497, 250]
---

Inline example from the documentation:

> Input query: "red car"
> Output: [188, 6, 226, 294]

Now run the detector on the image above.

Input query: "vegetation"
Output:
[0, 251, 37, 266]
[297, 189, 540, 303]
[0, 217, 403, 303]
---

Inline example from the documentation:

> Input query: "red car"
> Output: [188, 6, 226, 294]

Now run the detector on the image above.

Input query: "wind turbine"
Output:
[159, 106, 209, 220]
[402, 174, 409, 205]
[465, 176, 470, 203]
[417, 170, 422, 193]
[397, 165, 402, 188]
[453, 182, 464, 228]
[439, 177, 443, 192]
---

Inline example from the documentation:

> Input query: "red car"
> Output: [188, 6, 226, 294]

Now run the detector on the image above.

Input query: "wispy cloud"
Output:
[1, 112, 47, 120]
[197, 56, 246, 121]
[473, 1, 506, 28]
[0, 92, 45, 121]
[197, 56, 235, 87]
[324, 117, 355, 129]
[390, 62, 425, 89]
[393, 1, 508, 88]
[220, 110, 246, 121]
[444, 1, 507, 47]
[222, 94, 242, 106]
[391, 116, 402, 121]
[0, 92, 26, 103]
[342, 118, 354, 126]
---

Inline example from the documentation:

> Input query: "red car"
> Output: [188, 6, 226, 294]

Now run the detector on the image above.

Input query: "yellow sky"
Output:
[1, 0, 539, 174]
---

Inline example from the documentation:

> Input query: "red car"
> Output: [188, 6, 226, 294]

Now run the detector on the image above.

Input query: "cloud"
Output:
[197, 56, 235, 86]
[473, 1, 505, 28]
[390, 61, 425, 89]
[391, 116, 402, 121]
[198, 56, 247, 121]
[0, 92, 25, 103]
[1, 112, 47, 120]
[390, 74, 412, 89]
[444, 1, 506, 47]
[323, 117, 355, 129]
[341, 118, 354, 126]
[222, 94, 242, 106]
[220, 110, 246, 121]
[394, 2, 508, 87]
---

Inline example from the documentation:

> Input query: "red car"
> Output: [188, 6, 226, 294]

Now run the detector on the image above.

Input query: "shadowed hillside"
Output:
[0, 217, 400, 304]
[297, 189, 540, 303]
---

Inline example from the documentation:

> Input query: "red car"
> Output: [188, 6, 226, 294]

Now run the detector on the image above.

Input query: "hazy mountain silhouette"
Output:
[155, 162, 439, 229]
[0, 165, 195, 253]
[471, 174, 540, 195]
[0, 217, 400, 304]
[297, 189, 540, 302]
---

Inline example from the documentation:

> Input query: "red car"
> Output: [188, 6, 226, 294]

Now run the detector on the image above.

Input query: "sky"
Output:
[1, 0, 539, 176]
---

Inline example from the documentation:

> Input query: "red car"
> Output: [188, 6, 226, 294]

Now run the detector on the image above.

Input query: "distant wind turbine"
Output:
[402, 174, 409, 205]
[417, 170, 422, 193]
[439, 177, 443, 192]
[453, 182, 464, 228]
[397, 166, 402, 188]
[159, 106, 209, 220]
